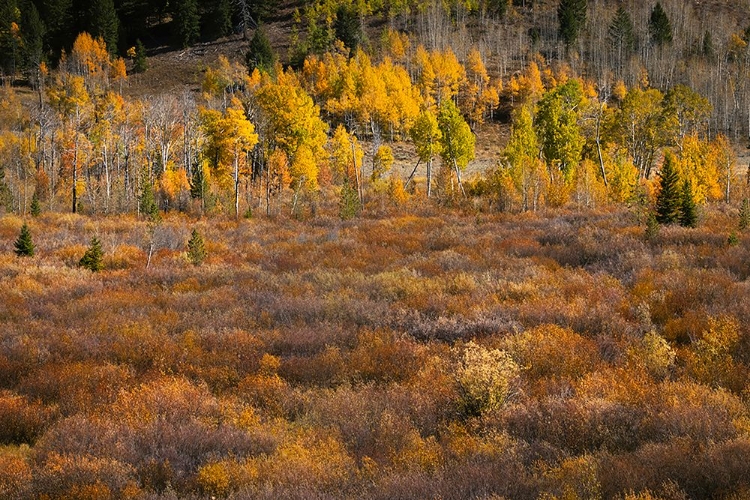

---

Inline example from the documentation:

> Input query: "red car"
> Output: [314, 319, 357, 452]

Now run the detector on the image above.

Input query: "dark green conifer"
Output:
[339, 177, 360, 220]
[649, 2, 672, 46]
[679, 179, 698, 228]
[14, 222, 35, 257]
[133, 39, 148, 73]
[139, 171, 159, 220]
[655, 152, 681, 224]
[173, 0, 200, 48]
[609, 6, 636, 55]
[88, 0, 119, 53]
[19, 0, 45, 71]
[187, 228, 207, 266]
[334, 4, 362, 53]
[201, 0, 232, 40]
[246, 28, 275, 74]
[558, 0, 587, 48]
[79, 237, 104, 272]
[30, 192, 41, 217]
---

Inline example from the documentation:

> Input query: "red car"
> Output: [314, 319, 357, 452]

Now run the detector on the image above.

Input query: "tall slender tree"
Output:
[655, 152, 681, 224]
[609, 6, 636, 58]
[679, 178, 698, 227]
[557, 0, 587, 49]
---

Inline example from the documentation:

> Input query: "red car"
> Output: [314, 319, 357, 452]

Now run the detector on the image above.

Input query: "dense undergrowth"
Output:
[1, 202, 750, 499]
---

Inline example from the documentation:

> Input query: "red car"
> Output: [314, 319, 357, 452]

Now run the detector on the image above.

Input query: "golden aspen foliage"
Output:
[603, 145, 639, 203]
[68, 32, 111, 90]
[504, 104, 547, 211]
[267, 148, 292, 194]
[429, 47, 466, 106]
[328, 124, 363, 184]
[253, 67, 328, 162]
[460, 48, 500, 127]
[201, 55, 249, 99]
[678, 134, 721, 203]
[513, 60, 545, 104]
[110, 57, 127, 92]
[372, 144, 394, 183]
[711, 134, 737, 203]
[613, 80, 627, 101]
[380, 27, 410, 61]
[574, 158, 608, 208]
[290, 144, 320, 192]
[628, 330, 676, 380]
[47, 74, 90, 118]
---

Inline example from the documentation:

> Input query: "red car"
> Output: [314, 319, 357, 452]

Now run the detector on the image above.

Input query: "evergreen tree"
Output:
[19, 0, 45, 72]
[334, 4, 362, 53]
[0, 0, 21, 75]
[190, 162, 208, 200]
[645, 211, 660, 241]
[14, 222, 35, 257]
[133, 39, 148, 73]
[655, 152, 681, 224]
[88, 0, 119, 53]
[172, 0, 200, 48]
[557, 0, 587, 48]
[30, 192, 41, 217]
[649, 2, 672, 46]
[79, 237, 104, 272]
[186, 228, 207, 266]
[38, 0, 74, 62]
[608, 6, 636, 55]
[246, 28, 275, 74]
[139, 171, 159, 220]
[201, 0, 232, 40]
[739, 198, 750, 231]
[679, 178, 698, 228]
[339, 177, 361, 219]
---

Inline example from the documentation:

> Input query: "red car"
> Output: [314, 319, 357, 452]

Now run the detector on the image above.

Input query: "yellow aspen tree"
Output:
[221, 97, 258, 217]
[430, 47, 466, 106]
[679, 134, 721, 203]
[461, 48, 500, 128]
[409, 109, 442, 197]
[414, 45, 436, 108]
[253, 67, 328, 204]
[48, 73, 91, 213]
[437, 99, 475, 198]
[711, 134, 736, 203]
[504, 104, 547, 211]
[372, 145, 394, 184]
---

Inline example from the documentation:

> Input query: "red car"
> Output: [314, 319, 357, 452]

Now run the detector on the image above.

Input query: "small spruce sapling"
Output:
[79, 237, 104, 272]
[30, 192, 41, 217]
[339, 177, 360, 220]
[14, 222, 35, 257]
[187, 229, 207, 266]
